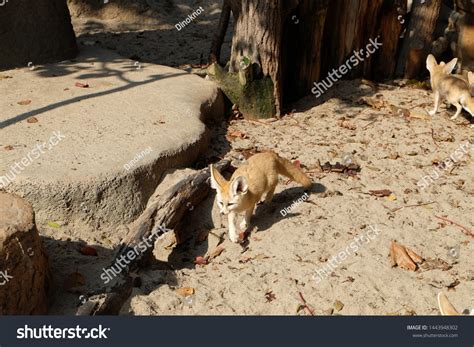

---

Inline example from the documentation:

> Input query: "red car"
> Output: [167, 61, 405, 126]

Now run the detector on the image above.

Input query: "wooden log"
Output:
[76, 160, 230, 315]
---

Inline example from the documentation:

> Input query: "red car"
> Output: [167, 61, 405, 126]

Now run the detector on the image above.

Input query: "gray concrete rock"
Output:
[0, 192, 53, 315]
[0, 47, 224, 233]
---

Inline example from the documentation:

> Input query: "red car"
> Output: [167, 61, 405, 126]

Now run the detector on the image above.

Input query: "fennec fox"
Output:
[426, 54, 474, 125]
[210, 152, 312, 243]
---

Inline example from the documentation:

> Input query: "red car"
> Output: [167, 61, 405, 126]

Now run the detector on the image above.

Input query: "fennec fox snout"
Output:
[426, 54, 474, 126]
[210, 151, 311, 243]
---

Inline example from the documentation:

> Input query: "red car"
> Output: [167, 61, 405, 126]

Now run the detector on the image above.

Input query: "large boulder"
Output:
[0, 0, 77, 71]
[0, 192, 53, 315]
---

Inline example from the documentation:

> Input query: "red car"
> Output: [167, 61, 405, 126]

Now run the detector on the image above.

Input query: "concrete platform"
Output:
[0, 47, 224, 231]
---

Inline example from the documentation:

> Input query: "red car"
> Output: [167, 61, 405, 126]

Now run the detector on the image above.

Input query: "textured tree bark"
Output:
[76, 160, 230, 315]
[396, 0, 442, 78]
[0, 0, 77, 70]
[321, 0, 404, 81]
[209, 0, 231, 64]
[455, 0, 474, 73]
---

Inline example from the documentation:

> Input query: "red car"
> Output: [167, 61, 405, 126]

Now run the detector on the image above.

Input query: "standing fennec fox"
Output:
[426, 54, 474, 126]
[210, 152, 311, 243]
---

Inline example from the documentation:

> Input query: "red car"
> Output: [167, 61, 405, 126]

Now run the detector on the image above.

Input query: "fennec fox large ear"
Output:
[437, 292, 459, 316]
[210, 165, 227, 191]
[231, 176, 248, 196]
[426, 54, 437, 73]
[468, 71, 474, 85]
[443, 57, 458, 74]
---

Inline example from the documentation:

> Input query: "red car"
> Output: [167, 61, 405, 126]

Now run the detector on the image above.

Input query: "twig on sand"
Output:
[391, 201, 436, 213]
[298, 292, 315, 316]
[435, 215, 474, 238]
[363, 119, 378, 129]
[430, 128, 439, 148]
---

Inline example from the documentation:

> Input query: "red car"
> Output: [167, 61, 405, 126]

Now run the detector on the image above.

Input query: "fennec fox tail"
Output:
[426, 54, 474, 126]
[210, 151, 311, 243]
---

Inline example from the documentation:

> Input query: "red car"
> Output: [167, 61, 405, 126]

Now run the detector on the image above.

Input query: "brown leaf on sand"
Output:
[390, 241, 424, 271]
[75, 82, 89, 88]
[227, 130, 247, 140]
[26, 117, 39, 123]
[369, 189, 392, 197]
[357, 96, 388, 109]
[406, 248, 423, 264]
[209, 245, 225, 259]
[4, 145, 14, 151]
[265, 290, 276, 303]
[390, 241, 423, 271]
[337, 119, 357, 130]
[194, 256, 209, 265]
[17, 99, 32, 106]
[63, 272, 86, 292]
[175, 287, 195, 297]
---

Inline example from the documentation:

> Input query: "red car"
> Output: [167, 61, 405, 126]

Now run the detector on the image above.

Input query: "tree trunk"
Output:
[209, 0, 231, 64]
[455, 0, 474, 73]
[214, 0, 404, 119]
[0, 0, 77, 71]
[396, 0, 442, 78]
[321, 0, 404, 81]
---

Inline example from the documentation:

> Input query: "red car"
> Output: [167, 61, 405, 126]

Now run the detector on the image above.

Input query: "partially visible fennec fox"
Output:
[210, 152, 311, 243]
[437, 292, 473, 316]
[426, 54, 474, 126]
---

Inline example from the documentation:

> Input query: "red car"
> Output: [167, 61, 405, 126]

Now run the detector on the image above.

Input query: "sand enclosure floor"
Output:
[125, 80, 473, 315]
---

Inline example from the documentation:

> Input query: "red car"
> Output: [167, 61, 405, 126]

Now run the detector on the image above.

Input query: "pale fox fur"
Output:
[426, 54, 474, 127]
[437, 292, 473, 316]
[210, 151, 311, 243]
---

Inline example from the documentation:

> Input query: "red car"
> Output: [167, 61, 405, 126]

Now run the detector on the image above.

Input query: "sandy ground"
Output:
[37, 1, 474, 315]
[123, 80, 473, 316]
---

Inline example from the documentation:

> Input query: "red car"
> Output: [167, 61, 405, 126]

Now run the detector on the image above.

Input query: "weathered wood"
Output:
[209, 0, 231, 64]
[396, 0, 442, 78]
[76, 160, 230, 315]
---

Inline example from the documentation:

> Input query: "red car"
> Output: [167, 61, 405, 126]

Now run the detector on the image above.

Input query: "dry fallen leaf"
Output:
[17, 99, 32, 106]
[265, 291, 276, 302]
[75, 82, 89, 88]
[337, 119, 357, 130]
[370, 189, 392, 197]
[194, 256, 209, 265]
[227, 130, 247, 140]
[390, 240, 423, 271]
[334, 300, 344, 312]
[26, 117, 39, 123]
[209, 245, 225, 259]
[79, 246, 98, 256]
[176, 287, 195, 297]
[63, 272, 86, 292]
